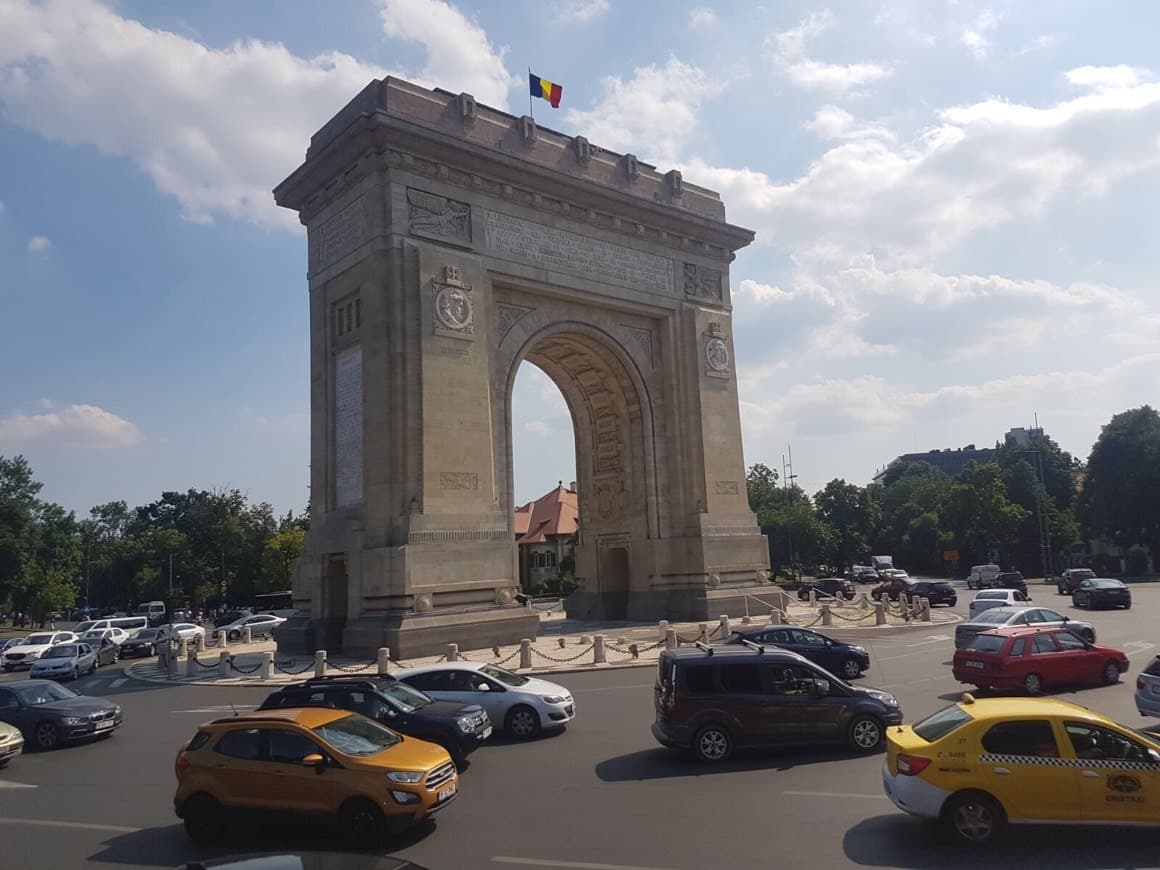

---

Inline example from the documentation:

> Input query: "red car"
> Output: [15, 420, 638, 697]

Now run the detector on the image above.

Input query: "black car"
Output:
[724, 624, 870, 680]
[797, 577, 855, 601]
[258, 676, 491, 770]
[1057, 568, 1096, 595]
[119, 628, 163, 658]
[651, 645, 902, 762]
[907, 581, 957, 607]
[0, 680, 122, 750]
[92, 636, 120, 666]
[1073, 577, 1132, 610]
[993, 572, 1028, 594]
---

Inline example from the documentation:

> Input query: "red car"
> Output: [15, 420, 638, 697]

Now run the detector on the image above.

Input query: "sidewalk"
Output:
[124, 597, 960, 688]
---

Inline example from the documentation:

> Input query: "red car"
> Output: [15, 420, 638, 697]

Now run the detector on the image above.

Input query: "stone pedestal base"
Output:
[564, 584, 788, 622]
[348, 606, 541, 659]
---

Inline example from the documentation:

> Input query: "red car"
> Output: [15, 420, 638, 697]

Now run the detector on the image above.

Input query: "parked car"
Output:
[29, 643, 98, 681]
[0, 680, 122, 749]
[954, 606, 1095, 650]
[965, 563, 1001, 590]
[1134, 655, 1160, 718]
[1072, 577, 1132, 610]
[396, 662, 574, 740]
[1, 631, 78, 671]
[952, 626, 1128, 694]
[797, 577, 855, 601]
[1057, 567, 1096, 595]
[885, 693, 1160, 844]
[0, 720, 23, 767]
[216, 613, 284, 642]
[259, 676, 492, 770]
[119, 628, 164, 658]
[652, 645, 902, 762]
[174, 707, 458, 846]
[871, 576, 915, 602]
[907, 580, 957, 607]
[968, 588, 1030, 618]
[724, 624, 870, 679]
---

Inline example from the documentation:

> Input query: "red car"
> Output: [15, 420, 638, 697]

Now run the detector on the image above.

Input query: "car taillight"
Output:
[175, 755, 191, 777]
[1138, 677, 1146, 691]
[897, 754, 932, 776]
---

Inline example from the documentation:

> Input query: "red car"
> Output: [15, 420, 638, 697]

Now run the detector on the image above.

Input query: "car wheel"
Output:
[1124, 602, 1132, 610]
[848, 715, 883, 752]
[147, 644, 156, 656]
[70, 666, 78, 681]
[505, 704, 541, 740]
[1103, 661, 1121, 684]
[228, 630, 241, 642]
[943, 791, 1005, 845]
[338, 797, 386, 849]
[89, 660, 97, 674]
[34, 720, 61, 750]
[693, 724, 733, 763]
[182, 793, 225, 843]
[1023, 673, 1044, 695]
[1072, 596, 1081, 609]
[844, 592, 855, 601]
[841, 658, 862, 679]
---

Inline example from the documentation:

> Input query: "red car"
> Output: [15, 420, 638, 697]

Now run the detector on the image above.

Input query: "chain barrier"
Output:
[796, 613, 824, 628]
[190, 655, 220, 670]
[531, 598, 562, 612]
[603, 641, 639, 659]
[493, 648, 521, 666]
[228, 657, 263, 675]
[529, 643, 597, 664]
[829, 608, 876, 623]
[675, 633, 700, 644]
[707, 624, 722, 639]
[326, 660, 378, 674]
[274, 658, 315, 675]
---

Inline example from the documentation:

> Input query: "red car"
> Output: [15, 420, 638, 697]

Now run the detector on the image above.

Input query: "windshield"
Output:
[481, 663, 530, 687]
[75, 621, 95, 633]
[976, 591, 1006, 600]
[16, 682, 78, 705]
[973, 610, 1014, 624]
[81, 631, 105, 639]
[379, 681, 433, 712]
[25, 633, 54, 645]
[1092, 579, 1125, 588]
[313, 713, 401, 756]
[134, 630, 160, 640]
[913, 704, 974, 742]
[965, 634, 1006, 653]
[43, 645, 79, 659]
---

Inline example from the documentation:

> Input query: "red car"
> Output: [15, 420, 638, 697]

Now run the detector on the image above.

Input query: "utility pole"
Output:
[783, 446, 799, 581]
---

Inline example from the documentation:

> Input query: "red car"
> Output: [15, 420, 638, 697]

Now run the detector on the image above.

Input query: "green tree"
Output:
[260, 528, 306, 592]
[872, 462, 953, 573]
[1079, 405, 1160, 564]
[943, 462, 1030, 568]
[814, 479, 880, 570]
[745, 463, 781, 512]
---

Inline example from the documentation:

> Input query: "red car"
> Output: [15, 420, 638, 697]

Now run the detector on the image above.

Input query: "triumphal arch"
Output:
[273, 78, 771, 657]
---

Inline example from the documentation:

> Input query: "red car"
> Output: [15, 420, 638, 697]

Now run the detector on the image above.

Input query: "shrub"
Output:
[1125, 545, 1150, 577]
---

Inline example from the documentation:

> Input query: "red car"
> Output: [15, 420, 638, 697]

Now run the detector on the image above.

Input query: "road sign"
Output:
[943, 550, 959, 562]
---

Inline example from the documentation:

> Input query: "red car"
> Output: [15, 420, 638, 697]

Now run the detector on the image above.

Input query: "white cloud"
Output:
[804, 105, 896, 142]
[556, 0, 609, 23]
[26, 235, 50, 253]
[961, 8, 1003, 59]
[524, 420, 556, 437]
[0, 402, 141, 448]
[0, 0, 514, 229]
[766, 10, 892, 94]
[564, 58, 721, 163]
[1065, 65, 1149, 90]
[688, 7, 719, 31]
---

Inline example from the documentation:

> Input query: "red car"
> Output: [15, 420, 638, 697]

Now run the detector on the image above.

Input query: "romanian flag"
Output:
[529, 72, 563, 108]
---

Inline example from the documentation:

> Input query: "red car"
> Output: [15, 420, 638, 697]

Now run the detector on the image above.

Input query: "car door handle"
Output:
[993, 767, 1011, 775]
[1082, 770, 1100, 778]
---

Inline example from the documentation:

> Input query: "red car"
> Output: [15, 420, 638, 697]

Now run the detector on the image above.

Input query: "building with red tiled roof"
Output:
[514, 482, 578, 590]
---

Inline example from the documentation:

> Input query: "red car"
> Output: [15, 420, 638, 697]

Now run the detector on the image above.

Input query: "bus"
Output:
[253, 590, 297, 619]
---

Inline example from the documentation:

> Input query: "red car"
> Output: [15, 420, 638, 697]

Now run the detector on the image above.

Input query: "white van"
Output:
[75, 616, 149, 634]
[966, 563, 1001, 590]
[133, 601, 167, 625]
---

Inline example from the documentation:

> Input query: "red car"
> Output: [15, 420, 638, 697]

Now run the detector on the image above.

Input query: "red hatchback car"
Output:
[952, 625, 1129, 695]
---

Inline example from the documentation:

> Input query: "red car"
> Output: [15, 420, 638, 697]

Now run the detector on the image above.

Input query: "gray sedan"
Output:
[953, 605, 1095, 650]
[28, 644, 98, 681]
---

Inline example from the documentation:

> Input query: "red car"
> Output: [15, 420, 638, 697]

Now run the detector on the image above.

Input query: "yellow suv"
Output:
[174, 707, 458, 846]
[884, 693, 1160, 844]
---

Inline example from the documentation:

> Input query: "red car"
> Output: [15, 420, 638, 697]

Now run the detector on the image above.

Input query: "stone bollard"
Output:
[519, 639, 532, 670]
[558, 637, 567, 649]
[821, 604, 832, 627]
[658, 620, 669, 641]
[769, 608, 784, 625]
[698, 623, 708, 643]
[260, 651, 273, 680]
[186, 651, 198, 677]
[875, 603, 887, 625]
[243, 626, 252, 645]
[194, 633, 205, 653]
[859, 593, 870, 610]
[594, 634, 606, 664]
[167, 646, 179, 677]
[920, 597, 931, 622]
[314, 649, 327, 678]
[218, 650, 230, 678]
[447, 643, 459, 662]
[741, 615, 751, 625]
[177, 638, 188, 659]
[580, 636, 591, 644]
[665, 628, 677, 650]
[718, 614, 731, 638]
[809, 590, 817, 607]
[377, 647, 391, 675]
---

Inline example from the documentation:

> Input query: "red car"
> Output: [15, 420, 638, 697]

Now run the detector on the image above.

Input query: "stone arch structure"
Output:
[273, 77, 773, 657]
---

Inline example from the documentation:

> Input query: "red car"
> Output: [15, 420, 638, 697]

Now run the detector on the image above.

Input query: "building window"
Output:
[355, 298, 362, 328]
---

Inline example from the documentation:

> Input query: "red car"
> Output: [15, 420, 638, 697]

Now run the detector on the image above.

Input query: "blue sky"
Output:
[2, 0, 1159, 517]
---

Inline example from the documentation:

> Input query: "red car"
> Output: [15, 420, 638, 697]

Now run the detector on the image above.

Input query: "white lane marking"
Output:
[0, 780, 37, 789]
[172, 704, 257, 714]
[493, 858, 677, 870]
[783, 790, 889, 800]
[110, 678, 127, 688]
[1124, 641, 1155, 657]
[905, 635, 951, 647]
[0, 817, 139, 833]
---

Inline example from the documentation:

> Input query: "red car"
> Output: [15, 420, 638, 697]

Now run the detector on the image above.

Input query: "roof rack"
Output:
[694, 641, 714, 655]
[739, 639, 766, 654]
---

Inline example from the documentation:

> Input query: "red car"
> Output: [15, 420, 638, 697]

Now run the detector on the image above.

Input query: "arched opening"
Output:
[502, 324, 657, 620]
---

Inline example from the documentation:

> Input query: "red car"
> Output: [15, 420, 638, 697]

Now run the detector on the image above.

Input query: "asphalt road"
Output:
[3, 581, 1159, 870]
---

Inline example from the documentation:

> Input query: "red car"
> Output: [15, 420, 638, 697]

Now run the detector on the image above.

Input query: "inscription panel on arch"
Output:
[483, 210, 673, 294]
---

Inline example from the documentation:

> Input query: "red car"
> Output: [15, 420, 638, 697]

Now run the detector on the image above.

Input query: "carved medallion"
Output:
[705, 337, 730, 374]
[435, 286, 473, 332]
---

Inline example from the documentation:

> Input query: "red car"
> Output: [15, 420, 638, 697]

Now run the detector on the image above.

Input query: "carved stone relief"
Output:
[408, 188, 471, 242]
[439, 472, 479, 490]
[495, 303, 534, 341]
[594, 478, 627, 520]
[704, 323, 731, 378]
[311, 195, 370, 270]
[432, 268, 474, 340]
[714, 481, 739, 495]
[683, 262, 723, 301]
[621, 324, 654, 369]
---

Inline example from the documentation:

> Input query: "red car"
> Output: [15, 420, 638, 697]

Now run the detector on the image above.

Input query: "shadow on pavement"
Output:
[843, 815, 1160, 869]
[596, 744, 874, 782]
[87, 820, 438, 866]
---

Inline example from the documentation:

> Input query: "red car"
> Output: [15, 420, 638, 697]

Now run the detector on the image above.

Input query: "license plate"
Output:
[1151, 684, 1160, 696]
[965, 660, 985, 669]
[437, 783, 457, 802]
[94, 721, 114, 731]
[481, 725, 492, 739]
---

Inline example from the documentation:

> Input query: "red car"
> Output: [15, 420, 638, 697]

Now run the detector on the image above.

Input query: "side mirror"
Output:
[476, 682, 491, 692]
[813, 679, 831, 696]
[301, 753, 325, 768]
[1148, 749, 1160, 765]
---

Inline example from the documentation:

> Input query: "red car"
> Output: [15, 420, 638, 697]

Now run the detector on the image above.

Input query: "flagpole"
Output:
[528, 66, 534, 121]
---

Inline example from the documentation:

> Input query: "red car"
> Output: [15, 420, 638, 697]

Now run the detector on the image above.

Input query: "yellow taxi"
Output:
[883, 693, 1160, 844]
[174, 706, 458, 846]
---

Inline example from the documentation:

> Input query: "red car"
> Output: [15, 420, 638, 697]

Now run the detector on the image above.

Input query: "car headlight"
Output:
[113, 706, 121, 717]
[457, 717, 476, 733]
[543, 695, 567, 705]
[387, 770, 423, 784]
[62, 717, 87, 726]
